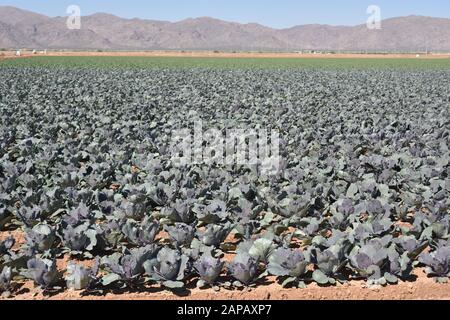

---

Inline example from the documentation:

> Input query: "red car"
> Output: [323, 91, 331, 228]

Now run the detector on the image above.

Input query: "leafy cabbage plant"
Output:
[101, 245, 159, 287]
[198, 222, 233, 247]
[0, 266, 12, 294]
[165, 223, 195, 248]
[144, 247, 190, 289]
[248, 237, 276, 264]
[308, 243, 348, 285]
[59, 222, 99, 257]
[228, 253, 259, 286]
[121, 217, 160, 246]
[348, 241, 389, 285]
[0, 236, 14, 256]
[194, 253, 224, 288]
[268, 247, 308, 288]
[65, 259, 99, 290]
[22, 258, 62, 289]
[25, 223, 56, 254]
[419, 246, 450, 283]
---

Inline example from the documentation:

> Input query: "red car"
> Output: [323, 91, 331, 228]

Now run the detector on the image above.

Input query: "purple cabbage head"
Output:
[194, 254, 224, 284]
[229, 253, 259, 285]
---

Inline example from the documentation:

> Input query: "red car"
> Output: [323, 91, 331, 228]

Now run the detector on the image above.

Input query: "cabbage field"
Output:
[0, 57, 449, 298]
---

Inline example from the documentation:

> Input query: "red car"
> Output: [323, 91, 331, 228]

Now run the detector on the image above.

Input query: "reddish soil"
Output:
[1, 50, 449, 60]
[0, 229, 26, 250]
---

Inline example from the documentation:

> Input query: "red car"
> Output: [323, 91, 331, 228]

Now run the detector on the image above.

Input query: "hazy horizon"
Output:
[0, 0, 449, 29]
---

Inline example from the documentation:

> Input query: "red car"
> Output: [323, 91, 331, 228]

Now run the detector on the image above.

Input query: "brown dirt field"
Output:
[2, 50, 450, 60]
[2, 229, 450, 300]
[0, 229, 25, 251]
[0, 51, 20, 59]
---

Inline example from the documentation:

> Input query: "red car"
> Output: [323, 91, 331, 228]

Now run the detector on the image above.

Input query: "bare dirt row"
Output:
[1, 50, 450, 59]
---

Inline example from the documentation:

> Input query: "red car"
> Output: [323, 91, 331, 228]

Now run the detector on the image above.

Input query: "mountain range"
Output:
[1, 6, 449, 51]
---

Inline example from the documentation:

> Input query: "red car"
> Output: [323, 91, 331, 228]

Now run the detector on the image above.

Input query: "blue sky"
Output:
[1, 0, 449, 28]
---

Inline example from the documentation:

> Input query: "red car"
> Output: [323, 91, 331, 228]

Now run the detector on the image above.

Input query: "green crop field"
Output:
[1, 56, 450, 70]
